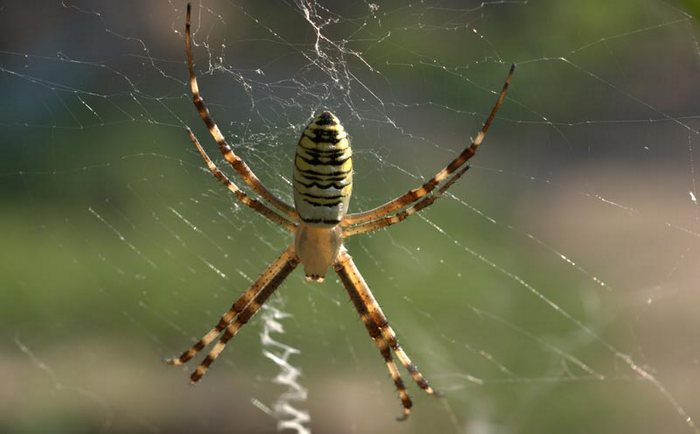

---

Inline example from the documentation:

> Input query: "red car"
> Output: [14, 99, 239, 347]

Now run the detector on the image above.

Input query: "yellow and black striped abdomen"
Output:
[293, 111, 353, 226]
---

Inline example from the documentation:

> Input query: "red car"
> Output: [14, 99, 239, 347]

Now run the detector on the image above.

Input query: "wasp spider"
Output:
[168, 3, 515, 420]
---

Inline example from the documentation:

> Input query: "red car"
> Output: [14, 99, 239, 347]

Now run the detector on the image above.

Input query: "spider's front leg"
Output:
[342, 63, 515, 229]
[185, 3, 298, 221]
[334, 248, 438, 419]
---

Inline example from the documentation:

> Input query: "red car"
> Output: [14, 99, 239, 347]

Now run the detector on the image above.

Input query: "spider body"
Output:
[293, 110, 353, 227]
[295, 224, 342, 282]
[293, 111, 351, 281]
[169, 3, 514, 420]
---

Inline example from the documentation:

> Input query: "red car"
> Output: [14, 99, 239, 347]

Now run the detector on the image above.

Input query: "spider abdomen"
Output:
[293, 111, 353, 226]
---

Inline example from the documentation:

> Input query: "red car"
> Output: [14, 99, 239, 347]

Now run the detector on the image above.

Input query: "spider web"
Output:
[2, 0, 700, 433]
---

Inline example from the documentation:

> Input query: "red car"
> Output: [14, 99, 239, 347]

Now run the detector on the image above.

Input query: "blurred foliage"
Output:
[680, 0, 700, 21]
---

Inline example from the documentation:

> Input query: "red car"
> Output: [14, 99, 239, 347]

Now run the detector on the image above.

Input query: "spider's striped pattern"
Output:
[293, 113, 353, 226]
[168, 3, 515, 420]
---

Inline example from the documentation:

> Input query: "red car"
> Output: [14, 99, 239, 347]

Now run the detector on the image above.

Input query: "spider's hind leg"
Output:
[334, 248, 438, 419]
[337, 265, 413, 419]
[166, 246, 298, 380]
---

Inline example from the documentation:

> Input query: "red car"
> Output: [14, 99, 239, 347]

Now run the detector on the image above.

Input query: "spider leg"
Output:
[185, 3, 297, 221]
[335, 262, 413, 420]
[166, 246, 298, 370]
[342, 164, 470, 237]
[188, 129, 297, 232]
[342, 64, 514, 227]
[334, 248, 438, 417]
[189, 246, 299, 383]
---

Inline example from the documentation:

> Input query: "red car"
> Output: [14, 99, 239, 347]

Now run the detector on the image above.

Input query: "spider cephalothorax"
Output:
[168, 3, 514, 420]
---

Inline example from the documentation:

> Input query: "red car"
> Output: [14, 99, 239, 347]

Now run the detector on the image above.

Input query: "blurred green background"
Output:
[1, 0, 699, 433]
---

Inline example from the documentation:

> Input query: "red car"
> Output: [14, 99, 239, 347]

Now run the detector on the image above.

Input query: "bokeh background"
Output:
[2, 0, 700, 433]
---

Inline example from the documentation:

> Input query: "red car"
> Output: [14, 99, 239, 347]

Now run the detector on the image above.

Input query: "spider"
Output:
[168, 3, 515, 420]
